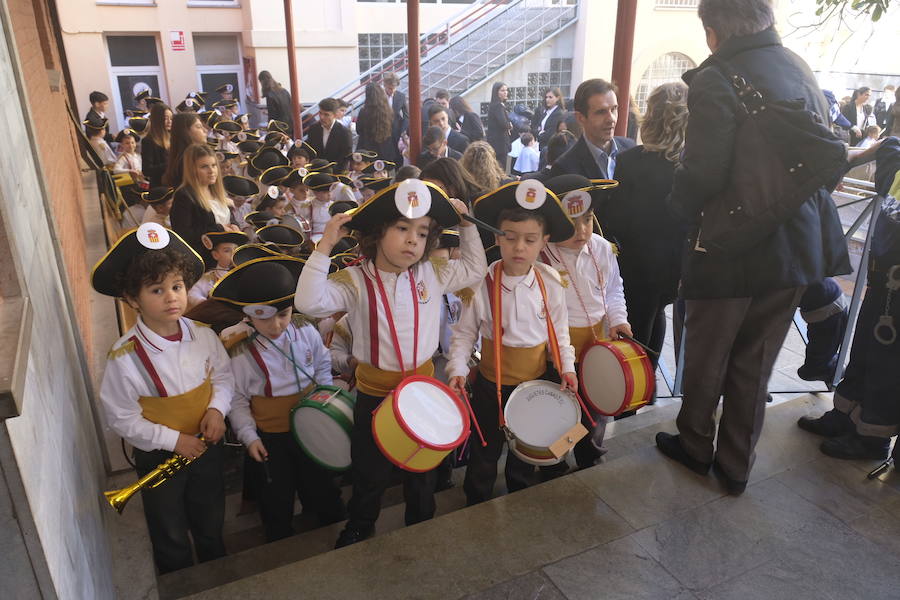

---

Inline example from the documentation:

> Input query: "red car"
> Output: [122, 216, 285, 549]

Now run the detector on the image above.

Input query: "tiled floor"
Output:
[181, 393, 900, 600]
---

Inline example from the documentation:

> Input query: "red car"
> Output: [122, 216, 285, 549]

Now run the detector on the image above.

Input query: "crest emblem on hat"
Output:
[297, 167, 308, 177]
[563, 190, 591, 218]
[515, 179, 547, 209]
[374, 160, 385, 171]
[216, 152, 225, 162]
[395, 179, 431, 219]
[352, 152, 362, 163]
[137, 222, 170, 249]
[240, 115, 248, 123]
[237, 132, 247, 142]
[268, 186, 279, 199]
[225, 84, 233, 93]
[242, 304, 277, 319]
[186, 98, 195, 108]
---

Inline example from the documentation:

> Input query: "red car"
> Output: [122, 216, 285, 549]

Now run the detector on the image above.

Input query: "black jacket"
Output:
[457, 111, 484, 142]
[447, 130, 470, 154]
[264, 87, 294, 134]
[840, 101, 872, 145]
[548, 135, 635, 179]
[355, 107, 397, 160]
[171, 187, 226, 268]
[530, 105, 565, 147]
[306, 121, 353, 171]
[597, 146, 686, 298]
[85, 108, 114, 143]
[486, 100, 511, 164]
[668, 27, 850, 299]
[140, 136, 168, 189]
[418, 148, 462, 169]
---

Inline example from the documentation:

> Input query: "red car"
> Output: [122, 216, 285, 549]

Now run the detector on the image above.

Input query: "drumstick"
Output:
[261, 458, 272, 485]
[619, 333, 660, 358]
[460, 388, 487, 447]
[462, 214, 505, 237]
[572, 390, 597, 427]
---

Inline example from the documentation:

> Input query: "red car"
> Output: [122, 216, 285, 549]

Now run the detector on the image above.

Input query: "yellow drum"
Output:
[372, 375, 469, 472]
[579, 339, 654, 416]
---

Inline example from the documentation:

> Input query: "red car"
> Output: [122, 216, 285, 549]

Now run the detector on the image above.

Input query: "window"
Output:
[655, 0, 698, 8]
[635, 52, 695, 113]
[193, 34, 244, 113]
[106, 35, 167, 130]
[188, 0, 240, 7]
[358, 33, 408, 73]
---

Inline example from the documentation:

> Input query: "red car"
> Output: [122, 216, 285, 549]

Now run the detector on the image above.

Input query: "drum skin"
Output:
[290, 385, 356, 471]
[372, 375, 469, 473]
[504, 380, 581, 466]
[578, 340, 654, 416]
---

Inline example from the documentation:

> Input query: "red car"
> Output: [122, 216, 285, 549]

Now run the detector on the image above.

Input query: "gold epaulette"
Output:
[428, 256, 450, 283]
[223, 331, 251, 356]
[291, 313, 311, 329]
[191, 320, 212, 328]
[327, 268, 357, 294]
[557, 269, 570, 288]
[107, 339, 135, 360]
[610, 242, 620, 256]
[455, 287, 475, 307]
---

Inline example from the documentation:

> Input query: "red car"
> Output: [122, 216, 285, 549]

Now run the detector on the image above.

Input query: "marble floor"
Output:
[176, 393, 900, 600]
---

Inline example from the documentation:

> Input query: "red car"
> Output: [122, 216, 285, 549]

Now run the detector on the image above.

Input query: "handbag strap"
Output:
[705, 55, 764, 115]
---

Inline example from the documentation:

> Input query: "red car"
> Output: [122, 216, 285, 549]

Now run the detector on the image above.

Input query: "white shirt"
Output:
[99, 317, 234, 452]
[232, 200, 253, 226]
[514, 145, 540, 173]
[91, 138, 117, 166]
[539, 105, 558, 134]
[509, 137, 524, 159]
[113, 151, 142, 176]
[226, 321, 332, 446]
[295, 225, 487, 373]
[141, 205, 170, 228]
[329, 314, 354, 373]
[188, 267, 230, 307]
[295, 198, 332, 238]
[541, 235, 628, 329]
[448, 262, 575, 379]
[210, 198, 232, 226]
[322, 122, 333, 147]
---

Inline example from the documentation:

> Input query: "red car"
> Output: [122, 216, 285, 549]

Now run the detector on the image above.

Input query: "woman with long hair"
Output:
[355, 83, 395, 159]
[460, 141, 506, 192]
[449, 95, 484, 142]
[258, 70, 293, 133]
[141, 102, 173, 187]
[531, 87, 566, 148]
[163, 112, 207, 187]
[596, 82, 689, 382]
[841, 86, 875, 146]
[486, 82, 512, 171]
[419, 157, 484, 205]
[171, 143, 238, 266]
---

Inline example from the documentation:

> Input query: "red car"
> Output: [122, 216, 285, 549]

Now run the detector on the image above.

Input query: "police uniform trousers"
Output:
[253, 431, 345, 542]
[464, 371, 539, 505]
[833, 280, 900, 436]
[346, 390, 437, 531]
[133, 443, 226, 574]
[798, 278, 848, 375]
[677, 286, 805, 482]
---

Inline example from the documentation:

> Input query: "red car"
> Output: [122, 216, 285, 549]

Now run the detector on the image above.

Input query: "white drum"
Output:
[504, 379, 583, 466]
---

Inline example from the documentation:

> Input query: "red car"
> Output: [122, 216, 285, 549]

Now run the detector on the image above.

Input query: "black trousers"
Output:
[253, 431, 345, 542]
[464, 372, 537, 505]
[346, 390, 437, 531]
[133, 443, 226, 575]
[624, 284, 672, 372]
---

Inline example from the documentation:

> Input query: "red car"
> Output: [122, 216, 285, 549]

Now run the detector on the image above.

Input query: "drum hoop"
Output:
[503, 379, 580, 445]
[289, 400, 353, 471]
[578, 341, 634, 416]
[370, 411, 434, 473]
[302, 384, 356, 409]
[389, 375, 470, 450]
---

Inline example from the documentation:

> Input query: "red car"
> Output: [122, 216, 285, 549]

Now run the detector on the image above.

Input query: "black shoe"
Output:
[334, 525, 374, 549]
[712, 461, 747, 496]
[798, 409, 852, 437]
[538, 461, 569, 482]
[797, 360, 837, 384]
[820, 432, 891, 461]
[655, 432, 711, 476]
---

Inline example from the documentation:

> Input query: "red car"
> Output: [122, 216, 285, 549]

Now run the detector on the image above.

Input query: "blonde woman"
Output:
[597, 81, 690, 380]
[172, 143, 239, 267]
[460, 141, 507, 192]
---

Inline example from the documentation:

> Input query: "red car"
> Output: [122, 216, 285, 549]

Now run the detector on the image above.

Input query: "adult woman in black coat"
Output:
[355, 83, 396, 159]
[171, 143, 239, 267]
[140, 103, 172, 188]
[596, 82, 690, 367]
[450, 95, 484, 142]
[841, 86, 875, 146]
[486, 82, 512, 171]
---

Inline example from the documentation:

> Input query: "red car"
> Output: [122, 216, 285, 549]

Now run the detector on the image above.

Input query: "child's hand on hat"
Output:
[200, 408, 226, 443]
[318, 213, 352, 256]
[448, 197, 471, 223]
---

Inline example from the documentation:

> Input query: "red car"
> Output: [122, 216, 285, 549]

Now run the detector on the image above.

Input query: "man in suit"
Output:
[548, 79, 635, 180]
[306, 97, 353, 172]
[383, 73, 408, 164]
[418, 125, 462, 168]
[428, 104, 470, 155]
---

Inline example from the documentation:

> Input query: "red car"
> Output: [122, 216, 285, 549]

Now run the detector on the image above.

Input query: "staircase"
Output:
[300, 0, 579, 128]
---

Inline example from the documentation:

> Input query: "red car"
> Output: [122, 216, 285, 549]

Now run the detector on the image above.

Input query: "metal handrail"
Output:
[426, 4, 578, 96]
[300, 0, 517, 123]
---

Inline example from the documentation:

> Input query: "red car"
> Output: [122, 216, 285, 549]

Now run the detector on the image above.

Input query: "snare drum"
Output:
[290, 385, 356, 471]
[579, 340, 654, 416]
[371, 375, 469, 472]
[504, 380, 583, 466]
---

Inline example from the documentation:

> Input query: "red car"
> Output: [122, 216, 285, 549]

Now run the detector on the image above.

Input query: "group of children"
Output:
[93, 100, 632, 574]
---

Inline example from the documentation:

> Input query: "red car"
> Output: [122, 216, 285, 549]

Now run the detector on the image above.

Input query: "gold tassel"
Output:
[327, 268, 358, 295]
[107, 339, 136, 360]
[454, 287, 475, 307]
[429, 256, 450, 283]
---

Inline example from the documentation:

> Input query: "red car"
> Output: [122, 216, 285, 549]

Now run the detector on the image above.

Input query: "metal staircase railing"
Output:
[300, 0, 578, 130]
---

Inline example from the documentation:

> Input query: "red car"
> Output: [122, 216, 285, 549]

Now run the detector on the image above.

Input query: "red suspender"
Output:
[130, 336, 168, 397]
[248, 343, 273, 397]
[362, 273, 380, 368]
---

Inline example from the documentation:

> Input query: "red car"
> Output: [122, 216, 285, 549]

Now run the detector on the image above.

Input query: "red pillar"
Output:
[284, 0, 303, 138]
[610, 0, 637, 138]
[407, 0, 422, 164]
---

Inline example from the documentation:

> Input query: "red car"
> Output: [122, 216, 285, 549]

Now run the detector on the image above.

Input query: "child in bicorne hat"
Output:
[95, 223, 233, 574]
[295, 178, 487, 548]
[187, 230, 249, 308]
[212, 255, 345, 542]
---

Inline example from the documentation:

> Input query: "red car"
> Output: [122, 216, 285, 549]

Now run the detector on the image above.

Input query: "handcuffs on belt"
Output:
[874, 265, 900, 346]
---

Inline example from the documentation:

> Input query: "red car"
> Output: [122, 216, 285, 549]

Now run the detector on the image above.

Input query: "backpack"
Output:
[696, 57, 848, 255]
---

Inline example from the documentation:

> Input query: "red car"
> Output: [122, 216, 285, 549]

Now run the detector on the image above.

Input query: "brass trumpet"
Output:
[105, 439, 207, 514]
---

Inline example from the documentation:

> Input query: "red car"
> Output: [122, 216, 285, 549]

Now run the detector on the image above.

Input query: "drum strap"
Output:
[372, 265, 419, 378]
[253, 328, 319, 394]
[554, 244, 611, 345]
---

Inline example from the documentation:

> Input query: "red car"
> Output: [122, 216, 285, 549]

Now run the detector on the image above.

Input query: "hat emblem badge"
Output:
[255, 309, 264, 316]
[147, 229, 160, 243]
[525, 187, 537, 203]
[567, 196, 583, 216]
[407, 191, 419, 207]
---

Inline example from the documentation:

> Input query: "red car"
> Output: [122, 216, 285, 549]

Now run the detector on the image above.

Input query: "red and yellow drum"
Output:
[578, 339, 654, 416]
[372, 375, 470, 472]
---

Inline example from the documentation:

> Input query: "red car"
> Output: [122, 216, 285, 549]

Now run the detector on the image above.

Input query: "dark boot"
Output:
[820, 432, 891, 461]
[655, 432, 711, 476]
[797, 409, 853, 437]
[334, 525, 374, 549]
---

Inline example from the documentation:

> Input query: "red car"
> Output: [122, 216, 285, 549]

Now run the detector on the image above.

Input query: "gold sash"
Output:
[139, 377, 211, 434]
[356, 360, 435, 397]
[569, 323, 607, 360]
[250, 389, 309, 433]
[478, 339, 547, 385]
